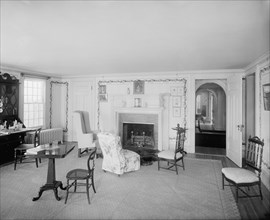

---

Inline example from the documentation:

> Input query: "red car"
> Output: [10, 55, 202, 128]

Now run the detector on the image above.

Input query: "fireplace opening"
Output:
[123, 123, 155, 148]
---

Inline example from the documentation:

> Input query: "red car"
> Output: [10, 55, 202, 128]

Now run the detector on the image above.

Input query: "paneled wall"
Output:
[255, 58, 270, 191]
[97, 78, 187, 151]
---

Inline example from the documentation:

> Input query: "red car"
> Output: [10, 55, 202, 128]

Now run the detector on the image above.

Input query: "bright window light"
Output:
[23, 78, 45, 128]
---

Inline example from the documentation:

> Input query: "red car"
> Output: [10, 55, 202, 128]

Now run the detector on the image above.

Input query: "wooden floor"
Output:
[192, 146, 270, 220]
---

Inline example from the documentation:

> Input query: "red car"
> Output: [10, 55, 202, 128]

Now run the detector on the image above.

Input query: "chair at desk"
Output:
[14, 127, 42, 170]
[65, 147, 97, 205]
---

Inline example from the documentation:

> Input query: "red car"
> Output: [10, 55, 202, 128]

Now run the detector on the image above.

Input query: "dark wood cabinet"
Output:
[0, 72, 24, 165]
[0, 73, 19, 118]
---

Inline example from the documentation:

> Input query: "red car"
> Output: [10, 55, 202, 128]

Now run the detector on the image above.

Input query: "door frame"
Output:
[190, 70, 244, 167]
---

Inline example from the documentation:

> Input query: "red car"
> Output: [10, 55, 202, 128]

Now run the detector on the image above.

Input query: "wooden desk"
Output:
[0, 128, 35, 165]
[25, 143, 75, 201]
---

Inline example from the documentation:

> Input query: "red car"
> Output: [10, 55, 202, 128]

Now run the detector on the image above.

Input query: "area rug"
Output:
[0, 149, 240, 220]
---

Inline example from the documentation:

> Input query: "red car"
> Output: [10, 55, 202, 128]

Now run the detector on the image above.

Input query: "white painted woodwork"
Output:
[226, 74, 243, 167]
[255, 59, 270, 191]
[114, 107, 164, 151]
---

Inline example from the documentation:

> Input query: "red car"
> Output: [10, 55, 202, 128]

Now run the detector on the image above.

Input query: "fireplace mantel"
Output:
[114, 107, 163, 114]
[114, 107, 163, 150]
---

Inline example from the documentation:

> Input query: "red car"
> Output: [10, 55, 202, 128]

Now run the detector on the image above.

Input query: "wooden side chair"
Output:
[157, 124, 187, 175]
[65, 147, 97, 204]
[14, 127, 42, 170]
[221, 136, 264, 202]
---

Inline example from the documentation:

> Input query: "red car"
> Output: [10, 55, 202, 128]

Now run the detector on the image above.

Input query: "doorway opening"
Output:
[195, 81, 226, 156]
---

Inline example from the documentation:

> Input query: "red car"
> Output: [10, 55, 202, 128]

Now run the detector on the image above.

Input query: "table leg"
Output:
[33, 158, 66, 201]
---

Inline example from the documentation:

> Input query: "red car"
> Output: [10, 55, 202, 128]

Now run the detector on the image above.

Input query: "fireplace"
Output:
[114, 107, 163, 150]
[122, 123, 155, 148]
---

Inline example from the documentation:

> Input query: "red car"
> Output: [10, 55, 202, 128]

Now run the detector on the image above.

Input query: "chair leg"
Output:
[74, 180, 77, 192]
[236, 186, 239, 203]
[158, 159, 160, 171]
[259, 183, 263, 200]
[78, 149, 81, 158]
[182, 158, 185, 170]
[92, 175, 96, 193]
[222, 174, 224, 190]
[175, 160, 178, 175]
[86, 179, 90, 204]
[39, 158, 41, 163]
[14, 150, 17, 170]
[65, 180, 69, 204]
[35, 158, 39, 168]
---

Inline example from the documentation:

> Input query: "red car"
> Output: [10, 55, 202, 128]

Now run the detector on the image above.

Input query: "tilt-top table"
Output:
[25, 143, 75, 201]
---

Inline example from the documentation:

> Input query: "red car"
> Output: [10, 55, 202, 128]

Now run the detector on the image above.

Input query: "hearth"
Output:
[123, 123, 155, 148]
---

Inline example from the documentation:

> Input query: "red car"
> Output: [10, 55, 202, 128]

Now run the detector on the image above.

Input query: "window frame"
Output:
[23, 77, 46, 128]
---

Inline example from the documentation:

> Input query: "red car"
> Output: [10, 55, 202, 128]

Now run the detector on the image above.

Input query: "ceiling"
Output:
[1, 0, 269, 77]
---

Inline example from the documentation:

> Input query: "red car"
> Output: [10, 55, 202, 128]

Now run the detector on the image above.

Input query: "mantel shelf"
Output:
[114, 107, 164, 114]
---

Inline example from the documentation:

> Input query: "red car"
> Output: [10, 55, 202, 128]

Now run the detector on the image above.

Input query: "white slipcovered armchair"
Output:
[97, 132, 140, 176]
[73, 111, 99, 157]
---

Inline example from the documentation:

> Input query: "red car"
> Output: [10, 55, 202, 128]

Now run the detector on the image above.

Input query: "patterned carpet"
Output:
[0, 148, 240, 219]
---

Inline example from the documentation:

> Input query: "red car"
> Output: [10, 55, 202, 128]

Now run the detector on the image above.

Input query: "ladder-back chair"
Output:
[157, 124, 187, 175]
[221, 136, 264, 202]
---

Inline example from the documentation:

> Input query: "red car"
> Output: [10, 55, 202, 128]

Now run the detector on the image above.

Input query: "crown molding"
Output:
[244, 51, 270, 74]
[0, 64, 61, 79]
[63, 69, 244, 80]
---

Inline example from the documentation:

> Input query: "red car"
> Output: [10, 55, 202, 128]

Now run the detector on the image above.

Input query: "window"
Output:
[24, 78, 46, 127]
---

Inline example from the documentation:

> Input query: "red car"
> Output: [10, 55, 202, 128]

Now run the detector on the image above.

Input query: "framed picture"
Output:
[134, 98, 142, 107]
[173, 107, 181, 117]
[133, 80, 144, 94]
[99, 94, 108, 102]
[172, 96, 181, 107]
[99, 85, 106, 94]
[170, 87, 178, 96]
[263, 83, 270, 111]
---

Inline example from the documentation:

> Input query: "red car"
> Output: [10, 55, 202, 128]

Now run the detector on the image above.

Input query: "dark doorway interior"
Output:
[195, 82, 226, 155]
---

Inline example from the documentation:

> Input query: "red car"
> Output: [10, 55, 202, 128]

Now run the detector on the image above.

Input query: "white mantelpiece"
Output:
[114, 107, 163, 150]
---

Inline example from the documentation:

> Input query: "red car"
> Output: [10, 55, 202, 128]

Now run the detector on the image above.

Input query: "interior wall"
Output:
[245, 74, 255, 140]
[255, 59, 270, 191]
[97, 77, 187, 151]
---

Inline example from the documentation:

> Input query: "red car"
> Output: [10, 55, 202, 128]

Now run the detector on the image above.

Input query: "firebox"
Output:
[122, 123, 155, 148]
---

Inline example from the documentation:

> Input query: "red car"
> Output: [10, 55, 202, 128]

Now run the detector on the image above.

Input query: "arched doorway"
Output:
[195, 82, 226, 155]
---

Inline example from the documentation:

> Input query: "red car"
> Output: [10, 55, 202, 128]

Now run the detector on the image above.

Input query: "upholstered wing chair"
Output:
[73, 111, 99, 157]
[97, 132, 140, 176]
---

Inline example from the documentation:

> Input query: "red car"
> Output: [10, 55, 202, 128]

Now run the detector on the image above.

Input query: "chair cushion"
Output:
[221, 167, 259, 184]
[66, 169, 89, 180]
[157, 150, 183, 160]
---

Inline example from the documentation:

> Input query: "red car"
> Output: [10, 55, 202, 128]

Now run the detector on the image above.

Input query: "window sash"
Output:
[23, 78, 46, 128]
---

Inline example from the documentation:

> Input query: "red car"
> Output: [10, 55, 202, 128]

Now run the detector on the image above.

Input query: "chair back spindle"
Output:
[87, 148, 96, 174]
[34, 128, 42, 147]
[174, 124, 186, 155]
[245, 136, 264, 174]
